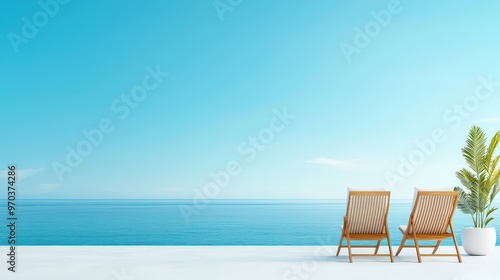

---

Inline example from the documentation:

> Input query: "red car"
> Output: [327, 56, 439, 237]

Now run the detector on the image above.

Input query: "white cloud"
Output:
[307, 158, 364, 169]
[0, 167, 44, 181]
[474, 117, 500, 123]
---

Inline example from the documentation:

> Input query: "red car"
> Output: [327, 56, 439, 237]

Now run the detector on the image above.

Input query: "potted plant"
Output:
[454, 125, 500, 256]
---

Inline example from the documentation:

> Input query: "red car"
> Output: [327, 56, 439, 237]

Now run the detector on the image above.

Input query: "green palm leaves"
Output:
[454, 126, 500, 228]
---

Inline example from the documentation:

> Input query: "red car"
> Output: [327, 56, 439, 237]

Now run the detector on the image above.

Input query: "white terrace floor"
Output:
[1, 246, 498, 280]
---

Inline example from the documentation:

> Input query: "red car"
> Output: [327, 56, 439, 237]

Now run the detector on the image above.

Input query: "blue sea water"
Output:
[1, 200, 499, 246]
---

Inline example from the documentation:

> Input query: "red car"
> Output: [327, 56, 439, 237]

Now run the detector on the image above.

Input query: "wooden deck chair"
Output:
[395, 191, 462, 263]
[336, 190, 394, 263]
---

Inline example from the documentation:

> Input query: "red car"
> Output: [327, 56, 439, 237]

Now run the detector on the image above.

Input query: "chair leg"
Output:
[386, 225, 394, 263]
[374, 240, 382, 254]
[432, 240, 442, 254]
[450, 225, 462, 263]
[395, 235, 407, 256]
[336, 235, 344, 256]
[414, 238, 422, 263]
[346, 236, 353, 263]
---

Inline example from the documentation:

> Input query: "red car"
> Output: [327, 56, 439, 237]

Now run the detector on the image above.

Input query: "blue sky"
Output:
[1, 0, 500, 199]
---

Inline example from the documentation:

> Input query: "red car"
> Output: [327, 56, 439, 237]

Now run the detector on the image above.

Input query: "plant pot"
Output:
[461, 227, 496, 256]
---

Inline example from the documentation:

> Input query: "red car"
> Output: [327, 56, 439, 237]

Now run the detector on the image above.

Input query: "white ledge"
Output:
[1, 246, 498, 279]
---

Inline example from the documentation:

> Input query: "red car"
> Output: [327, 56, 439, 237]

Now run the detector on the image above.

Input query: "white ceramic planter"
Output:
[461, 227, 496, 256]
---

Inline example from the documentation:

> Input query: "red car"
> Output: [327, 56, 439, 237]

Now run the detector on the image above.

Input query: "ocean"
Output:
[2, 199, 499, 246]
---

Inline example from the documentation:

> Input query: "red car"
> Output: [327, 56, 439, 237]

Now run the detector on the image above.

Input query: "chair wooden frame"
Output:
[336, 191, 394, 263]
[395, 191, 462, 263]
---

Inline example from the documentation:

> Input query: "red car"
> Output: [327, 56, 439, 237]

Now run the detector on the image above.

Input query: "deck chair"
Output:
[395, 190, 462, 263]
[336, 190, 394, 262]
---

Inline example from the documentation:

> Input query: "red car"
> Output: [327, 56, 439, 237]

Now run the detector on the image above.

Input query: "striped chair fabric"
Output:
[346, 193, 389, 234]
